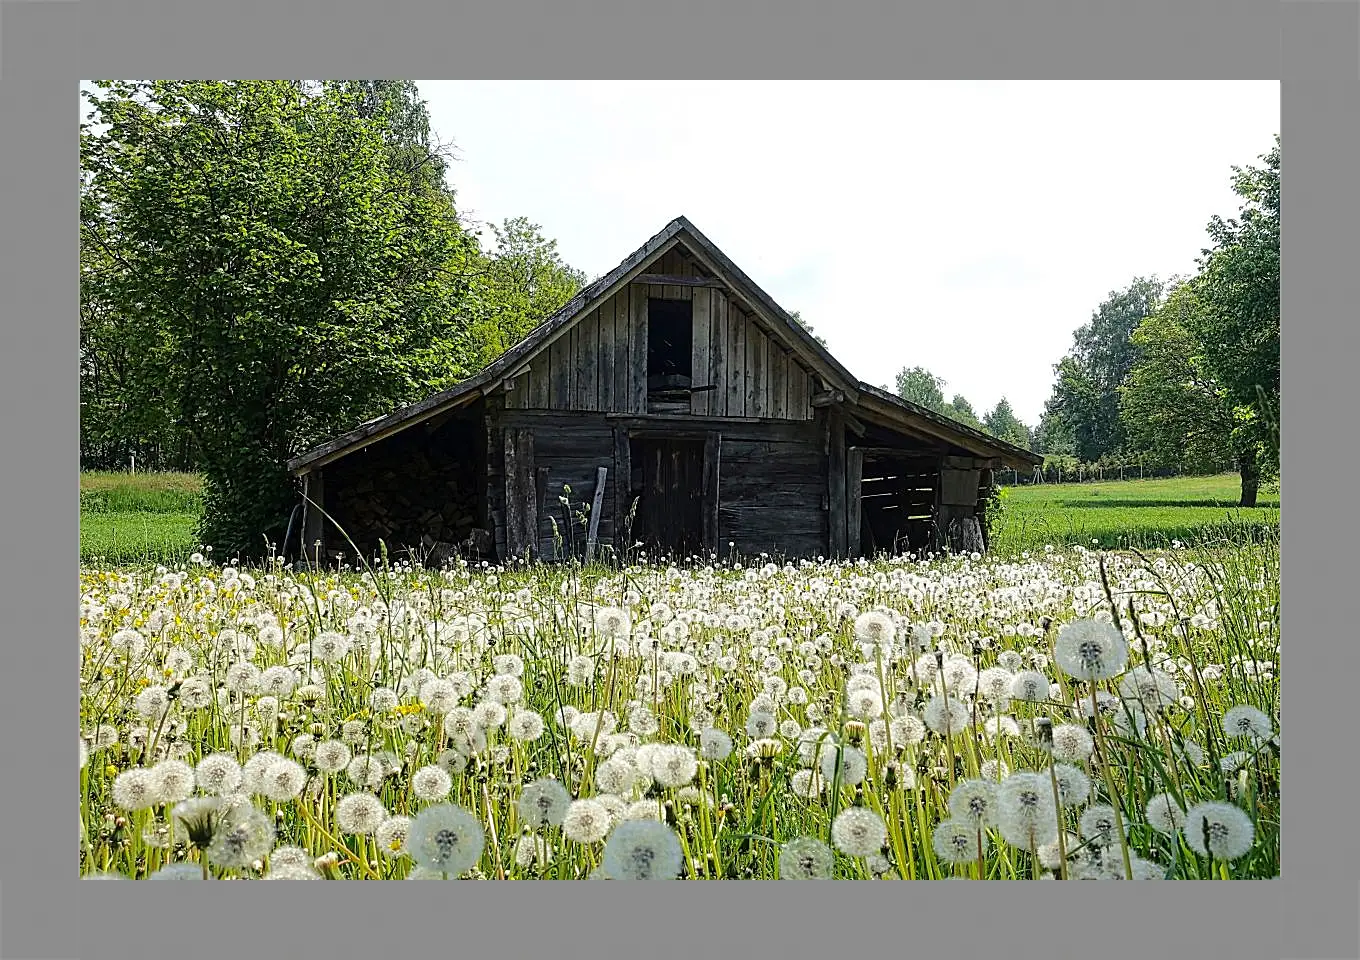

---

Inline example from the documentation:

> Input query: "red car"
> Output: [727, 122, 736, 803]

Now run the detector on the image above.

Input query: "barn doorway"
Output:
[631, 437, 706, 559]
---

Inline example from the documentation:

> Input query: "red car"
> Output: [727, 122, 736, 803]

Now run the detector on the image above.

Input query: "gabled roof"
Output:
[288, 216, 1042, 475]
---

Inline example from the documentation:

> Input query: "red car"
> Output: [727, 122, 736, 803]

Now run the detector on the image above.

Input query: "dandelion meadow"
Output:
[79, 536, 1279, 880]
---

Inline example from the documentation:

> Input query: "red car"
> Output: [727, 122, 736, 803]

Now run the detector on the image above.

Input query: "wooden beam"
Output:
[584, 466, 608, 563]
[847, 447, 863, 558]
[534, 467, 549, 559]
[504, 429, 536, 561]
[636, 273, 725, 288]
[703, 433, 721, 552]
[810, 389, 846, 408]
[613, 427, 631, 557]
[843, 412, 867, 437]
[828, 412, 847, 558]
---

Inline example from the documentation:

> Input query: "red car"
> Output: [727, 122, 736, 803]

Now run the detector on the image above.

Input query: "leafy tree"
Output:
[982, 397, 1031, 448]
[1185, 137, 1280, 506]
[941, 394, 984, 431]
[1043, 277, 1164, 461]
[81, 80, 482, 555]
[894, 366, 948, 412]
[1121, 281, 1235, 474]
[462, 217, 586, 370]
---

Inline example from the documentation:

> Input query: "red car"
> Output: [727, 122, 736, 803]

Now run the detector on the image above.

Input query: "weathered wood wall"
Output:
[502, 244, 817, 421]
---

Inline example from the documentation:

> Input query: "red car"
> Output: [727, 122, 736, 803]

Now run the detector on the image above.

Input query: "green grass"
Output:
[80, 472, 202, 564]
[991, 473, 1280, 554]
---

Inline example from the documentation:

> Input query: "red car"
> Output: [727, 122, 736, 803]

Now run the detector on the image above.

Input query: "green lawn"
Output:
[78, 470, 1281, 564]
[80, 472, 202, 564]
[990, 472, 1280, 554]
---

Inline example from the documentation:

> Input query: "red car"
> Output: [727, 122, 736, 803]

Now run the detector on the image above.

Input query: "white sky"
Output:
[417, 80, 1278, 425]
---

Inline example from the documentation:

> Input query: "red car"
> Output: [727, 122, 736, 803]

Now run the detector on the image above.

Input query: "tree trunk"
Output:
[1238, 449, 1260, 508]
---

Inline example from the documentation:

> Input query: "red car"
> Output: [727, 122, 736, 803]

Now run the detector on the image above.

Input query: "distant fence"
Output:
[995, 462, 1240, 487]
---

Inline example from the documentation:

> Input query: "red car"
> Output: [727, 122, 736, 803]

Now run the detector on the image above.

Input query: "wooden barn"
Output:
[286, 217, 1042, 566]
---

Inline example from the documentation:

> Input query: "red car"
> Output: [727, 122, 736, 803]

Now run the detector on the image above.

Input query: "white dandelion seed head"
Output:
[831, 807, 888, 858]
[1053, 618, 1128, 682]
[602, 820, 685, 879]
[1144, 793, 1186, 836]
[699, 728, 734, 761]
[1078, 804, 1125, 848]
[1222, 704, 1274, 743]
[195, 753, 244, 795]
[779, 836, 835, 879]
[745, 711, 778, 739]
[933, 819, 988, 865]
[206, 803, 275, 869]
[923, 695, 970, 737]
[1182, 802, 1255, 861]
[819, 744, 868, 786]
[335, 792, 387, 836]
[411, 765, 453, 803]
[1010, 670, 1051, 703]
[375, 816, 412, 859]
[995, 772, 1059, 850]
[507, 710, 545, 743]
[149, 759, 196, 803]
[1048, 724, 1095, 764]
[562, 799, 612, 844]
[948, 779, 997, 826]
[406, 804, 485, 876]
[1051, 763, 1091, 807]
[650, 744, 699, 789]
[517, 778, 572, 830]
[111, 768, 160, 811]
[314, 740, 352, 775]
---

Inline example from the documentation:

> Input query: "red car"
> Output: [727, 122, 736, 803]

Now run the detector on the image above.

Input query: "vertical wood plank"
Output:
[748, 320, 765, 417]
[579, 309, 598, 411]
[534, 466, 550, 557]
[599, 297, 615, 412]
[769, 347, 786, 418]
[847, 446, 863, 558]
[828, 412, 846, 557]
[710, 291, 728, 417]
[504, 428, 534, 560]
[526, 356, 545, 408]
[690, 288, 711, 415]
[550, 332, 570, 409]
[702, 432, 721, 552]
[613, 426, 631, 559]
[729, 306, 746, 417]
[630, 286, 648, 413]
[613, 291, 630, 414]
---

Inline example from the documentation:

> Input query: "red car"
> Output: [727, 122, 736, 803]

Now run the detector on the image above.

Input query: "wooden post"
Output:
[534, 466, 549, 560]
[302, 469, 325, 558]
[504, 429, 536, 561]
[613, 427, 631, 559]
[702, 433, 721, 553]
[584, 466, 608, 563]
[828, 411, 846, 558]
[846, 447, 863, 559]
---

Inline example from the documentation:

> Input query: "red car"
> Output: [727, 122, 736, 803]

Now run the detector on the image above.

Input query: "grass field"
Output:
[80, 472, 202, 565]
[990, 474, 1279, 554]
[78, 471, 1280, 564]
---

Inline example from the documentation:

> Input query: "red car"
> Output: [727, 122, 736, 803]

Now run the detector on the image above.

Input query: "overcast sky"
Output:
[417, 81, 1278, 425]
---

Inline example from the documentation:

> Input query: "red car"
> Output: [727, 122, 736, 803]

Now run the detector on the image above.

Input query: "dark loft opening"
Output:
[647, 298, 693, 380]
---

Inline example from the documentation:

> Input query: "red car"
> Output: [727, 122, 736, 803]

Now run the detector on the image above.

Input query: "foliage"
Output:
[81, 81, 484, 556]
[461, 217, 586, 370]
[1184, 137, 1280, 506]
[1121, 282, 1235, 474]
[894, 366, 948, 412]
[1042, 277, 1165, 463]
[942, 394, 984, 432]
[981, 397, 1031, 449]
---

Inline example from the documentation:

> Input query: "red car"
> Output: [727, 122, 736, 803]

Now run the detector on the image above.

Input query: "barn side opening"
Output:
[630, 435, 705, 560]
[857, 450, 940, 556]
[319, 401, 487, 566]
